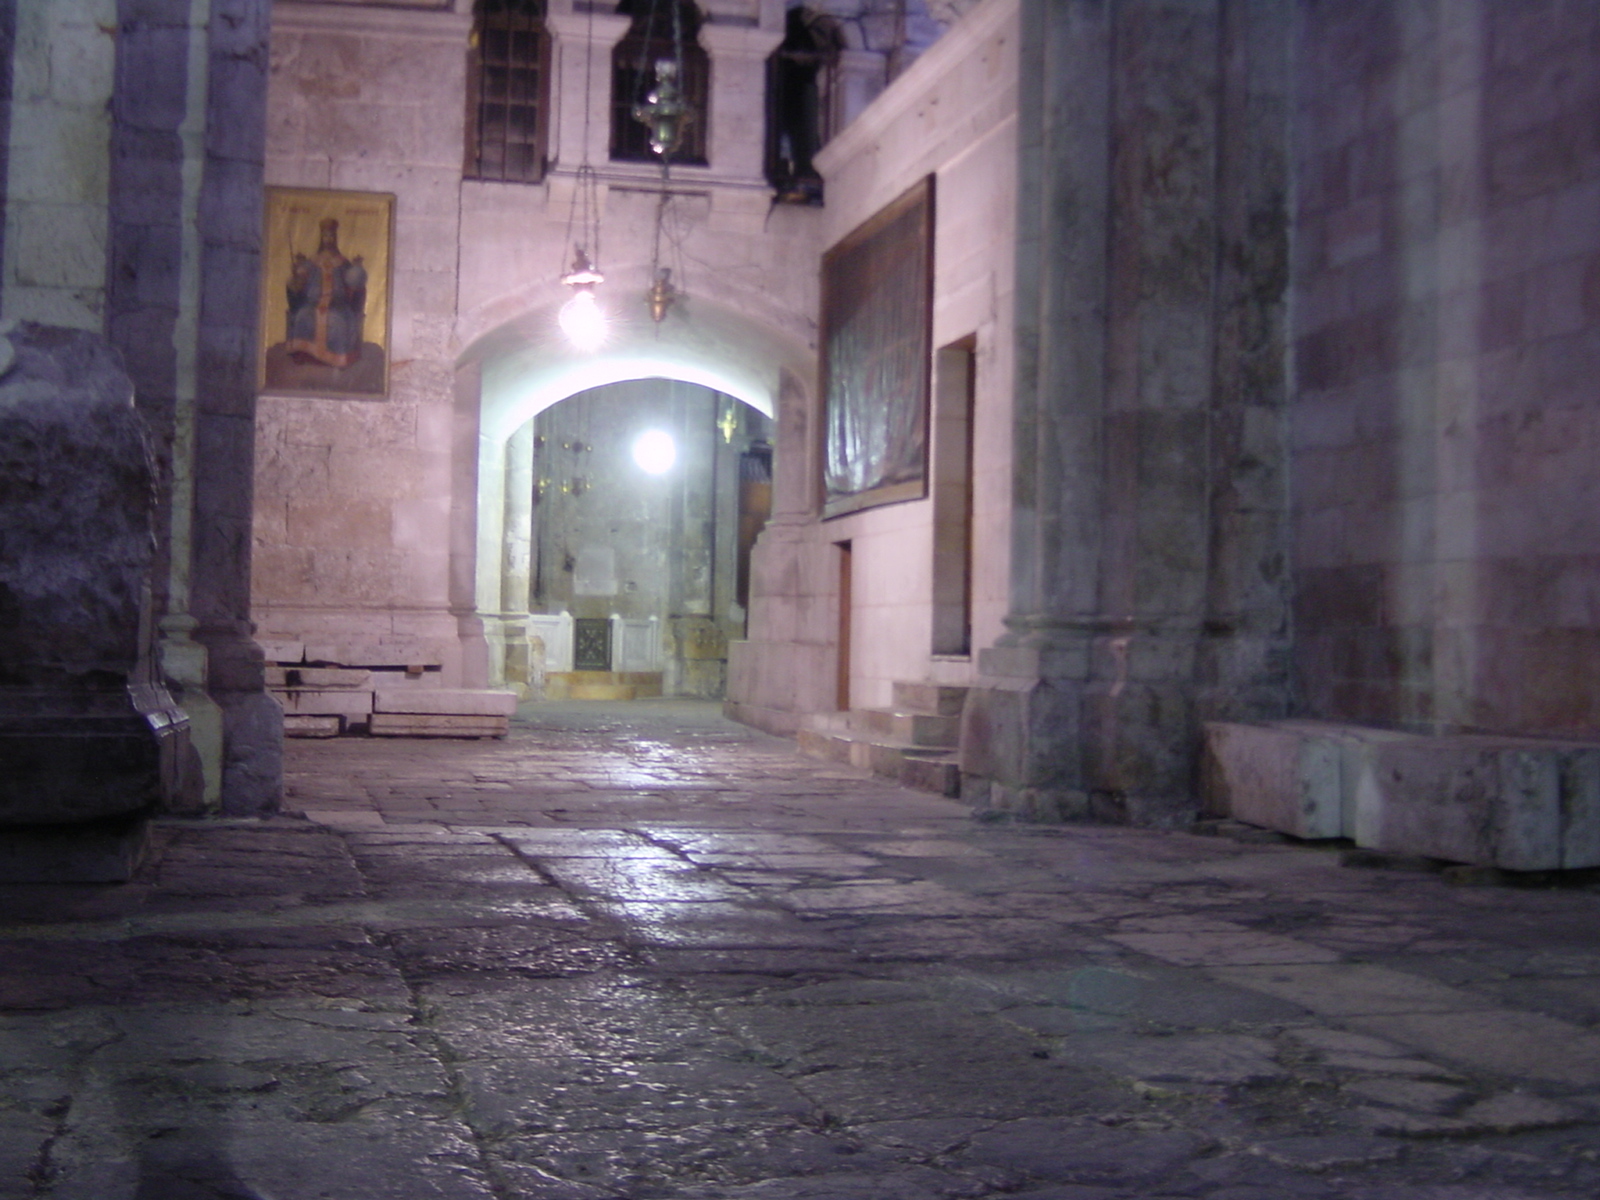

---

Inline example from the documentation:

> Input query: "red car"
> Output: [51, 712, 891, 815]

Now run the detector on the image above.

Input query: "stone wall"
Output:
[729, 0, 1019, 730]
[1290, 0, 1600, 739]
[253, 3, 471, 679]
[1, 0, 116, 329]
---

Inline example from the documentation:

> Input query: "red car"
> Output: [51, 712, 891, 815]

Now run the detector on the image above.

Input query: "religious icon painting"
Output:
[258, 188, 395, 399]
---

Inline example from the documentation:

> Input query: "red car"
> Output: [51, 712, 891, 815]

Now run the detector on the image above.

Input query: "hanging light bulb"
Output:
[558, 248, 606, 352]
[556, 0, 606, 352]
[559, 288, 606, 352]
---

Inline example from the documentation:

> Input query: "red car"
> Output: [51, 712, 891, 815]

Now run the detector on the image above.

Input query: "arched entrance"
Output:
[456, 288, 809, 700]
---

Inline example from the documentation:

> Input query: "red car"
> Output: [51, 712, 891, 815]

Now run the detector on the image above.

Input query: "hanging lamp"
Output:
[631, 0, 696, 324]
[558, 2, 606, 351]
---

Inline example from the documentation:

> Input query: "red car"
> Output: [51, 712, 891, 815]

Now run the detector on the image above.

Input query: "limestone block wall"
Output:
[1290, 0, 1600, 739]
[733, 0, 1017, 723]
[254, 3, 469, 678]
[0, 0, 116, 330]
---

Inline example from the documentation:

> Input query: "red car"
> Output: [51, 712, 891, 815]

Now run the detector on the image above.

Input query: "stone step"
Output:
[797, 726, 962, 798]
[370, 712, 509, 738]
[892, 681, 969, 717]
[373, 687, 519, 716]
[568, 683, 638, 701]
[850, 707, 960, 748]
[545, 671, 664, 701]
[265, 666, 371, 690]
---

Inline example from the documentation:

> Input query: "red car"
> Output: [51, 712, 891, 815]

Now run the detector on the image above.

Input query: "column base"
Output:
[0, 813, 152, 883]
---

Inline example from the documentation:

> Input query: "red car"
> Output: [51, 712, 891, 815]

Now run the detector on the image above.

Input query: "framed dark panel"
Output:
[573, 618, 612, 670]
[820, 175, 935, 519]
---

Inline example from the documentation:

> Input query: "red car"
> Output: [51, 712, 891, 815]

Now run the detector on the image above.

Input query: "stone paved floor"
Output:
[6, 701, 1600, 1198]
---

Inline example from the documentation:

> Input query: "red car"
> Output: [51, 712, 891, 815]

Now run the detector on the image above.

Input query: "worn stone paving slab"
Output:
[9, 701, 1600, 1196]
[1107, 925, 1344, 967]
[1347, 1009, 1600, 1087]
[1213, 962, 1498, 1016]
[955, 962, 1312, 1032]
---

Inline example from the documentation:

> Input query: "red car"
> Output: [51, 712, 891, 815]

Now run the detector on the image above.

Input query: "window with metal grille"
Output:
[468, 0, 550, 183]
[611, 0, 710, 166]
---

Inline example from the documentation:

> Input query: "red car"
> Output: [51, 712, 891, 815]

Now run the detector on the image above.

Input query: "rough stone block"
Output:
[1208, 720, 1600, 870]
[291, 667, 371, 689]
[272, 689, 373, 718]
[372, 688, 518, 717]
[1204, 721, 1345, 839]
[1354, 736, 1567, 872]
[0, 323, 194, 829]
[282, 714, 341, 738]
[369, 713, 509, 738]
[1561, 748, 1600, 869]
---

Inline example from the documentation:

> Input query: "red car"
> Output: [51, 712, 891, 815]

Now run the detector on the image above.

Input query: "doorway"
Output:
[836, 539, 852, 711]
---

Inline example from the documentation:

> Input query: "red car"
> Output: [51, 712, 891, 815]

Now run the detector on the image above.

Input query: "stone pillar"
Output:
[725, 367, 837, 732]
[700, 22, 785, 181]
[544, 7, 631, 170]
[1, 0, 116, 329]
[500, 421, 535, 691]
[961, 0, 1292, 827]
[104, 0, 280, 815]
[452, 359, 491, 688]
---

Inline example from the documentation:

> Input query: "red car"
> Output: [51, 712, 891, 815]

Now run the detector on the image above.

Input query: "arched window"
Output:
[765, 7, 841, 204]
[468, 0, 551, 183]
[612, 0, 710, 166]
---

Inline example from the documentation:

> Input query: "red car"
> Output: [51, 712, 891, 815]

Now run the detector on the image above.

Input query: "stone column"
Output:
[699, 23, 785, 182]
[545, 7, 632, 171]
[961, 0, 1291, 827]
[500, 421, 535, 691]
[107, 0, 280, 816]
[726, 366, 837, 732]
[451, 359, 491, 688]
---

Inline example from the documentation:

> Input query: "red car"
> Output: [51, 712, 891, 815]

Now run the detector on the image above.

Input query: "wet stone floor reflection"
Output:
[6, 700, 1600, 1197]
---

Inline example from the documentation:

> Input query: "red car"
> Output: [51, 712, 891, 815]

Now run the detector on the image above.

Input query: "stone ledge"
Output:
[283, 714, 341, 738]
[369, 713, 509, 738]
[1204, 720, 1600, 871]
[372, 689, 519, 717]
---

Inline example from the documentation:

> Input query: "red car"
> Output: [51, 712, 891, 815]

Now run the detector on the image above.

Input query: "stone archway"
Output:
[453, 290, 811, 698]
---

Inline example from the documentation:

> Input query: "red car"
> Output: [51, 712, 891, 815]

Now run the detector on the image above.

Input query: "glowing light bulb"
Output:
[559, 289, 606, 352]
[632, 429, 676, 475]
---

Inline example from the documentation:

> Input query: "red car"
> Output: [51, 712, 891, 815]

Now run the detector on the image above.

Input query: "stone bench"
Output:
[1203, 720, 1600, 871]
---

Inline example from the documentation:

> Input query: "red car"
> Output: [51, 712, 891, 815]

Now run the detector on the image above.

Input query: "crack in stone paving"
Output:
[6, 701, 1600, 1196]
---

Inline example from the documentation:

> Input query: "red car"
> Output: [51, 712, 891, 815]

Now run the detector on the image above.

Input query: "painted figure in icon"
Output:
[284, 218, 367, 368]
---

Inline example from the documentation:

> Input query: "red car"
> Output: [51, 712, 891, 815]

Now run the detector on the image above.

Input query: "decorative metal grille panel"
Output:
[573, 618, 612, 671]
